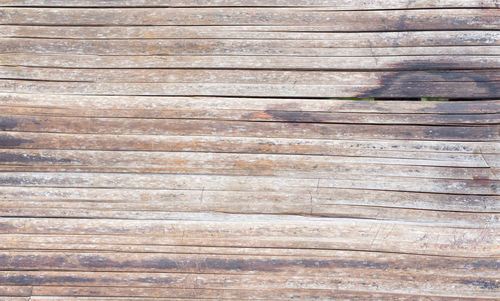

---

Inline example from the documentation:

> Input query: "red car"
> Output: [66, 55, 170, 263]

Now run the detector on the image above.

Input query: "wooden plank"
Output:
[2, 79, 498, 98]
[0, 8, 498, 30]
[1, 204, 498, 226]
[0, 217, 498, 257]
[2, 114, 498, 141]
[0, 172, 497, 195]
[3, 38, 499, 57]
[2, 67, 499, 84]
[0, 149, 497, 176]
[1, 94, 499, 114]
[2, 132, 498, 162]
[1, 269, 497, 297]
[0, 186, 499, 213]
[0, 67, 498, 98]
[1, 185, 498, 213]
[25, 290, 500, 301]
[0, 0, 498, 9]
[2, 53, 499, 70]
[2, 29, 498, 46]
[2, 250, 497, 276]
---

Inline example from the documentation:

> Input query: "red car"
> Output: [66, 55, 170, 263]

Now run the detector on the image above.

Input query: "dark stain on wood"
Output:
[358, 61, 500, 98]
[0, 176, 25, 186]
[470, 260, 500, 270]
[0, 152, 73, 163]
[459, 279, 500, 290]
[468, 177, 498, 193]
[0, 275, 96, 285]
[78, 256, 178, 270]
[1, 254, 397, 272]
[1, 254, 424, 272]
[0, 134, 33, 147]
[0, 254, 66, 268]
[0, 117, 19, 131]
[262, 110, 325, 123]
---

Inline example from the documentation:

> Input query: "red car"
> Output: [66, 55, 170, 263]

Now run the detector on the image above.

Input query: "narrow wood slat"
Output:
[2, 132, 498, 163]
[1, 8, 498, 30]
[2, 67, 499, 84]
[1, 186, 499, 213]
[0, 0, 498, 9]
[0, 236, 496, 257]
[0, 217, 498, 257]
[0, 249, 498, 297]
[0, 172, 497, 195]
[3, 54, 499, 71]
[2, 79, 498, 98]
[3, 38, 499, 57]
[0, 149, 497, 177]
[2, 115, 499, 141]
[1, 270, 497, 297]
[2, 94, 499, 114]
[1, 28, 499, 46]
[1, 204, 499, 226]
[5, 105, 499, 124]
[25, 290, 500, 301]
[1, 67, 499, 98]
[3, 250, 497, 276]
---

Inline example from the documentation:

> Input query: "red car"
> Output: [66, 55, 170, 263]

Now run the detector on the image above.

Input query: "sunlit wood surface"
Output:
[0, 1, 499, 299]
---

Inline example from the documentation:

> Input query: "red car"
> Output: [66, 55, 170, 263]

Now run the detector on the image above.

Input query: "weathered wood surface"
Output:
[0, 1, 499, 300]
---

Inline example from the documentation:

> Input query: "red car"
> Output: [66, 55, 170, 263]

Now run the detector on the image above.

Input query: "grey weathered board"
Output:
[0, 1, 499, 300]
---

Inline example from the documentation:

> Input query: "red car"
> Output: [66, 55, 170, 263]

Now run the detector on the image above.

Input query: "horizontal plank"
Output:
[2, 115, 499, 141]
[1, 186, 498, 213]
[1, 79, 499, 98]
[2, 132, 498, 162]
[0, 0, 498, 9]
[1, 235, 498, 258]
[0, 172, 497, 194]
[0, 217, 498, 256]
[1, 67, 499, 98]
[1, 202, 498, 226]
[3, 39, 500, 58]
[0, 133, 495, 168]
[0, 270, 497, 297]
[2, 29, 499, 46]
[2, 67, 499, 85]
[2, 94, 499, 114]
[0, 149, 497, 176]
[1, 8, 498, 30]
[4, 105, 500, 124]
[3, 250, 497, 276]
[0, 250, 497, 297]
[2, 54, 499, 72]
[25, 288, 500, 301]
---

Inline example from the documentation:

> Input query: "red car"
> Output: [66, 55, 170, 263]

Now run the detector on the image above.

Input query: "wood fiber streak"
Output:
[0, 0, 498, 9]
[0, 2, 499, 300]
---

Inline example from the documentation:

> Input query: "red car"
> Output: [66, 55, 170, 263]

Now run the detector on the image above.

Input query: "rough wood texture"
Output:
[0, 1, 499, 300]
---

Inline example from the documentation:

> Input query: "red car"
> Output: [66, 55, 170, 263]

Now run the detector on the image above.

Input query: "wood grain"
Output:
[0, 0, 498, 9]
[0, 1, 499, 300]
